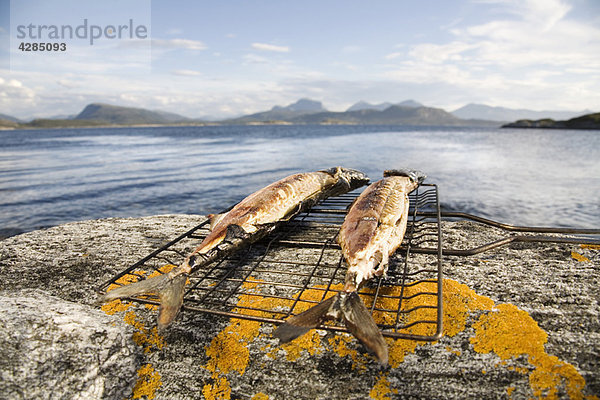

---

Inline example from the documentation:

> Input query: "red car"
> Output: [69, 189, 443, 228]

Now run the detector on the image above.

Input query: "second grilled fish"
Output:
[274, 168, 425, 364]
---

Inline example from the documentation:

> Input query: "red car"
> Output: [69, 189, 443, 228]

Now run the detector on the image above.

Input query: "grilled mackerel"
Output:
[101, 167, 369, 329]
[274, 168, 425, 364]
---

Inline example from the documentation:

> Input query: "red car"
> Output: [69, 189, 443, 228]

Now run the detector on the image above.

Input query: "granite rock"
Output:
[0, 289, 142, 400]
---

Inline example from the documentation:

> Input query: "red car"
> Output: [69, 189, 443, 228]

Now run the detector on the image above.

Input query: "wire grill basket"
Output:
[99, 183, 444, 341]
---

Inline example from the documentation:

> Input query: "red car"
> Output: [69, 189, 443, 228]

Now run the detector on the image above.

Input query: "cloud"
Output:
[171, 69, 202, 76]
[251, 42, 290, 53]
[152, 38, 207, 51]
[384, 52, 403, 60]
[165, 28, 184, 36]
[381, 0, 600, 110]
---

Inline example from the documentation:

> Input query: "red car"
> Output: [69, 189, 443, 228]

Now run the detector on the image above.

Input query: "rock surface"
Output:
[0, 289, 142, 400]
[0, 214, 598, 399]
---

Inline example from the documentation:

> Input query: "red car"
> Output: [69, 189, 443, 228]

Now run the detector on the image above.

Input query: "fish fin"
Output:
[157, 273, 188, 330]
[340, 292, 388, 365]
[274, 293, 340, 343]
[275, 291, 388, 364]
[100, 267, 188, 329]
[208, 213, 227, 231]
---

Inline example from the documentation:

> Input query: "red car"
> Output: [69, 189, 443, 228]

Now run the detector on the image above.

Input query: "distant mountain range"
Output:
[225, 98, 497, 126]
[451, 103, 591, 122]
[0, 100, 595, 129]
[0, 113, 22, 123]
[228, 98, 327, 124]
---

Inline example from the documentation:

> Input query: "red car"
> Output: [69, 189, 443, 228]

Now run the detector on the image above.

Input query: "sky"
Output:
[1, 0, 599, 119]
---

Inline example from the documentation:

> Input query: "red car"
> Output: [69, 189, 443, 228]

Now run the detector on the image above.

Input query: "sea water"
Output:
[1, 124, 598, 237]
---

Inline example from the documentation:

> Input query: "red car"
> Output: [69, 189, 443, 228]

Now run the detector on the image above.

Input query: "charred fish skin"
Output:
[274, 168, 425, 364]
[101, 167, 369, 330]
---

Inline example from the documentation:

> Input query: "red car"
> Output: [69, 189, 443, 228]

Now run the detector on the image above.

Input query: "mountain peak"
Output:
[75, 103, 189, 124]
[273, 98, 326, 113]
[347, 99, 422, 112]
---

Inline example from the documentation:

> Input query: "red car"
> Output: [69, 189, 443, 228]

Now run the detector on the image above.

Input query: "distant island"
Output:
[502, 112, 600, 130]
[0, 99, 594, 130]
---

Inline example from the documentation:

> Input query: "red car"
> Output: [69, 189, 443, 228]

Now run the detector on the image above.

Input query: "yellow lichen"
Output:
[132, 364, 162, 400]
[202, 376, 231, 400]
[580, 244, 600, 250]
[441, 279, 494, 337]
[100, 266, 179, 399]
[571, 252, 590, 262]
[328, 334, 367, 371]
[369, 373, 398, 400]
[281, 330, 322, 361]
[200, 275, 595, 400]
[446, 346, 461, 356]
[202, 278, 285, 400]
[507, 386, 515, 398]
[471, 302, 594, 400]
[251, 393, 269, 400]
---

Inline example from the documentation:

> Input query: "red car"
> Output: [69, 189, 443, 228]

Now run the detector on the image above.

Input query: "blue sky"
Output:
[1, 0, 599, 119]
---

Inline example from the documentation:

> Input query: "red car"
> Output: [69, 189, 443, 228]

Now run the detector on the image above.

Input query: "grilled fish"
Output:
[101, 167, 369, 330]
[274, 168, 426, 364]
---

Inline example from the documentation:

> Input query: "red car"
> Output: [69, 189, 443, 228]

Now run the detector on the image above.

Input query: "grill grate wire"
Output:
[99, 183, 445, 341]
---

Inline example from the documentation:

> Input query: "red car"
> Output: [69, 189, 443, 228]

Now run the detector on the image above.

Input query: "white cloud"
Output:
[152, 38, 207, 51]
[243, 53, 270, 64]
[382, 0, 600, 110]
[251, 42, 290, 53]
[171, 69, 202, 76]
[165, 28, 184, 36]
[384, 52, 403, 60]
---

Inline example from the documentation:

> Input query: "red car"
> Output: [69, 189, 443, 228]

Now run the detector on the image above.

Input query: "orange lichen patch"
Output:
[251, 393, 269, 400]
[471, 303, 594, 400]
[442, 279, 494, 337]
[101, 272, 148, 315]
[202, 376, 231, 400]
[446, 346, 461, 356]
[202, 278, 287, 400]
[132, 364, 162, 400]
[571, 252, 590, 262]
[203, 276, 596, 400]
[580, 244, 600, 250]
[369, 373, 398, 400]
[294, 284, 341, 314]
[281, 330, 322, 361]
[122, 310, 166, 353]
[471, 304, 547, 359]
[507, 386, 515, 399]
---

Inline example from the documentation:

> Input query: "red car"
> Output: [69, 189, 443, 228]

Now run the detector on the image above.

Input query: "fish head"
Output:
[321, 167, 370, 192]
[383, 168, 426, 184]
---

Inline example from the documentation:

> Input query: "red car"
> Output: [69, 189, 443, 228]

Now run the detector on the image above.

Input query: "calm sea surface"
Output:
[1, 124, 599, 237]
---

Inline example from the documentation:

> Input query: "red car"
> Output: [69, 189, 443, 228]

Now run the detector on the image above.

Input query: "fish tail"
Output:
[274, 291, 388, 364]
[100, 267, 188, 330]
